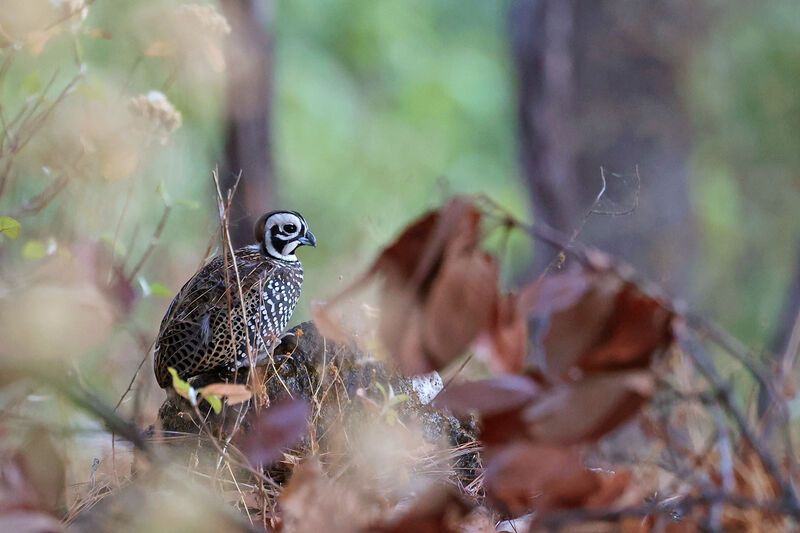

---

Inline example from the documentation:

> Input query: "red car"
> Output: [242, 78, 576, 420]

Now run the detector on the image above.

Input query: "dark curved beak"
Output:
[298, 231, 317, 247]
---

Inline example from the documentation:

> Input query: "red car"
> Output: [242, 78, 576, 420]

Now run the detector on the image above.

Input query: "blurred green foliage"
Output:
[689, 0, 800, 345]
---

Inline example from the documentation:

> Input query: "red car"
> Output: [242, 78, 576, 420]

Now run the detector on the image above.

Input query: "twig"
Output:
[9, 174, 69, 217]
[125, 203, 173, 283]
[674, 324, 800, 517]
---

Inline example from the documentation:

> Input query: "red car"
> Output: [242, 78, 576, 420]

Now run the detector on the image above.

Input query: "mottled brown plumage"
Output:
[154, 211, 315, 390]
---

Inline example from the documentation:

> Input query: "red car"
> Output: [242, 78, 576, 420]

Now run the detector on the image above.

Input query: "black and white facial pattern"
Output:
[260, 211, 314, 261]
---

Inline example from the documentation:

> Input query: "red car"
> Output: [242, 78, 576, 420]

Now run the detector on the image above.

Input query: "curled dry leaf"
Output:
[524, 371, 654, 445]
[483, 442, 600, 516]
[373, 197, 499, 375]
[432, 375, 539, 417]
[199, 383, 252, 406]
[235, 399, 309, 467]
[526, 268, 673, 381]
[487, 292, 528, 374]
[420, 246, 498, 371]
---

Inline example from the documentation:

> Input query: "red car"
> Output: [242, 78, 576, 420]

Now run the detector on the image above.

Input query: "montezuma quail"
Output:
[153, 211, 316, 390]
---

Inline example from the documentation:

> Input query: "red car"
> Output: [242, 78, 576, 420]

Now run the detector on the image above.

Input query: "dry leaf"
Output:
[483, 442, 600, 516]
[524, 371, 654, 444]
[199, 383, 252, 405]
[235, 399, 309, 467]
[432, 375, 539, 417]
[488, 292, 528, 373]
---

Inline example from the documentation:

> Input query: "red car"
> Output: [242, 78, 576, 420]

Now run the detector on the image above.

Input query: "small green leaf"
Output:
[21, 71, 42, 96]
[202, 392, 222, 414]
[167, 367, 193, 402]
[375, 382, 387, 400]
[389, 393, 409, 406]
[149, 282, 171, 297]
[22, 240, 47, 259]
[0, 217, 21, 239]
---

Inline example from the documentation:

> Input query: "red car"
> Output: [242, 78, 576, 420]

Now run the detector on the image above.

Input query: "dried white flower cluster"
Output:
[177, 4, 232, 38]
[128, 91, 182, 144]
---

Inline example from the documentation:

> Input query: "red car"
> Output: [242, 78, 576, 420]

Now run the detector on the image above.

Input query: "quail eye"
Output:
[283, 223, 297, 233]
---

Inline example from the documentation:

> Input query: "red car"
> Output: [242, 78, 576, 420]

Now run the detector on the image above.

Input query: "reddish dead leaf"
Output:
[483, 442, 600, 516]
[518, 270, 591, 316]
[480, 408, 530, 448]
[531, 268, 673, 381]
[235, 399, 309, 467]
[420, 247, 498, 370]
[432, 375, 539, 417]
[371, 197, 482, 290]
[199, 383, 252, 405]
[371, 209, 440, 284]
[488, 292, 529, 373]
[578, 285, 673, 374]
[524, 371, 654, 444]
[370, 486, 472, 533]
[536, 271, 621, 380]
[585, 469, 633, 508]
[374, 197, 500, 375]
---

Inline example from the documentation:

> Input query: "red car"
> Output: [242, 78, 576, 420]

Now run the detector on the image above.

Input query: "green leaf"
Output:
[167, 367, 194, 403]
[0, 217, 21, 240]
[149, 282, 171, 297]
[22, 240, 47, 259]
[202, 392, 222, 414]
[21, 71, 42, 96]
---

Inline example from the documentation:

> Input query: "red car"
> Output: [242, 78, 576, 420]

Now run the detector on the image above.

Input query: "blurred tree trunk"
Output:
[510, 0, 714, 294]
[219, 0, 275, 247]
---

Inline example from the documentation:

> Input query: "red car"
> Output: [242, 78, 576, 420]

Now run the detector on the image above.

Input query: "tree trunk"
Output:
[219, 0, 275, 247]
[510, 0, 712, 294]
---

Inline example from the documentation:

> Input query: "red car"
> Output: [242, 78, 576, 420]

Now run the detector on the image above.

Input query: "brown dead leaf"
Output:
[235, 399, 309, 467]
[199, 383, 252, 405]
[488, 292, 528, 374]
[530, 268, 673, 381]
[432, 375, 539, 417]
[577, 285, 673, 374]
[524, 371, 654, 444]
[483, 442, 600, 516]
[420, 247, 498, 370]
[373, 198, 499, 374]
[536, 271, 622, 380]
[519, 270, 591, 316]
[480, 407, 530, 448]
